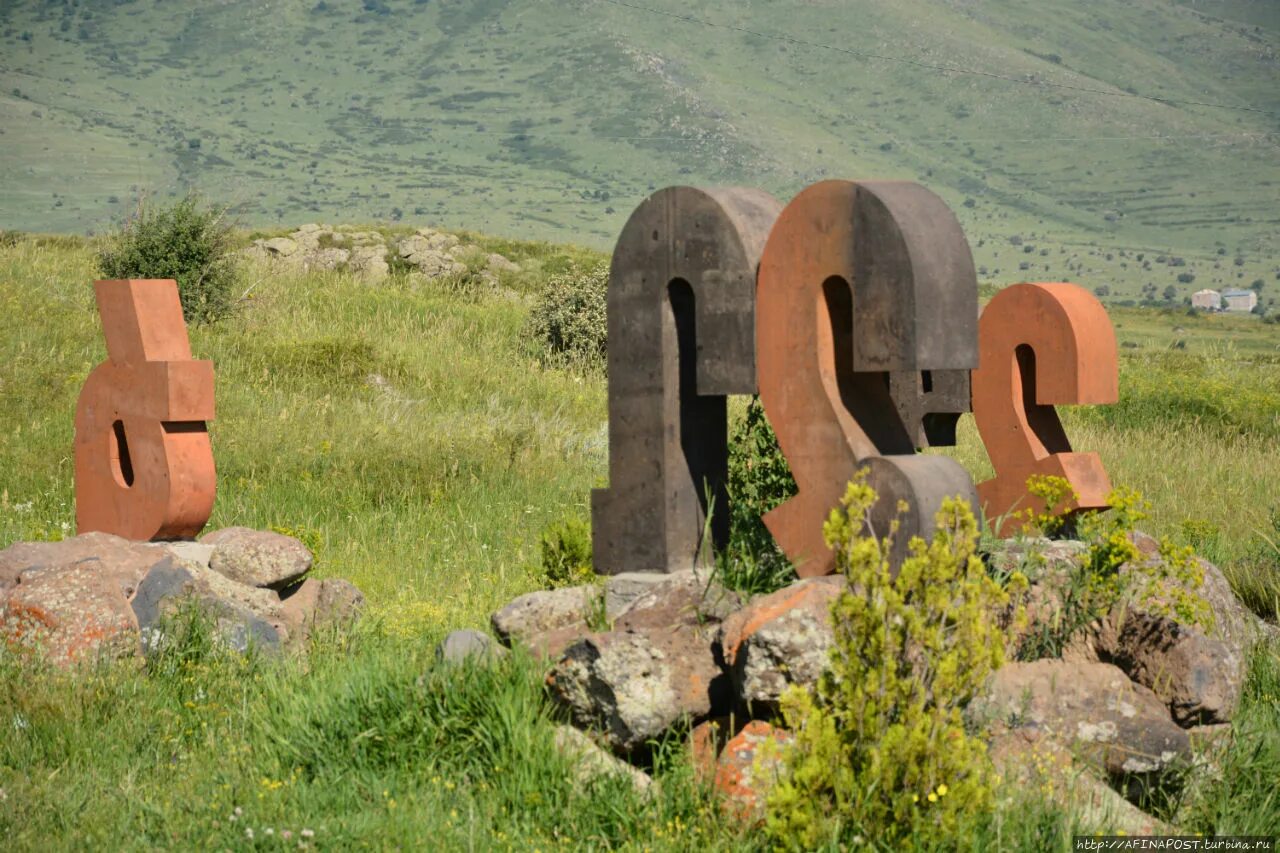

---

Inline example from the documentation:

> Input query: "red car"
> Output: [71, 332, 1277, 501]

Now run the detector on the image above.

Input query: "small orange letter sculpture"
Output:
[972, 282, 1118, 535]
[74, 279, 216, 540]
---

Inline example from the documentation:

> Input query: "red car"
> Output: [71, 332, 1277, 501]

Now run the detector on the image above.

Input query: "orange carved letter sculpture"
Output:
[971, 282, 1118, 535]
[74, 279, 216, 540]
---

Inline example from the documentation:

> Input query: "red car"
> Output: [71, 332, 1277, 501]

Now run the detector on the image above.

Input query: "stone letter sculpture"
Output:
[74, 279, 216, 540]
[592, 186, 782, 574]
[971, 282, 1118, 535]
[756, 180, 979, 576]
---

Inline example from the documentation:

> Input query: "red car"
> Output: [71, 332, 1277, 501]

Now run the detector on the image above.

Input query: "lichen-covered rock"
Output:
[131, 556, 286, 653]
[486, 253, 520, 274]
[546, 624, 729, 754]
[348, 245, 390, 282]
[1090, 609, 1241, 726]
[305, 247, 349, 271]
[261, 236, 299, 257]
[718, 576, 845, 715]
[0, 532, 169, 599]
[714, 721, 793, 822]
[490, 585, 599, 648]
[969, 660, 1191, 779]
[614, 568, 741, 632]
[2, 557, 139, 666]
[553, 725, 654, 795]
[200, 527, 312, 590]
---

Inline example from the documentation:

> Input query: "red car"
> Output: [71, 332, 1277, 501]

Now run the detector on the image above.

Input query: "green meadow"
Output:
[1, 229, 1278, 848]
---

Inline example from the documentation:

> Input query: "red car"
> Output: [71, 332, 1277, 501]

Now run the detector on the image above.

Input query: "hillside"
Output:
[0, 0, 1277, 300]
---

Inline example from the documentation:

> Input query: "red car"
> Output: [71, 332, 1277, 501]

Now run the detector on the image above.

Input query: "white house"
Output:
[1191, 289, 1222, 310]
[1223, 289, 1258, 312]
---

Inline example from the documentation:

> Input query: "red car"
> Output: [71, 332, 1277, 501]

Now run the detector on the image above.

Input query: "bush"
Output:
[525, 262, 607, 369]
[532, 515, 593, 589]
[719, 397, 796, 595]
[97, 194, 238, 324]
[765, 474, 1020, 849]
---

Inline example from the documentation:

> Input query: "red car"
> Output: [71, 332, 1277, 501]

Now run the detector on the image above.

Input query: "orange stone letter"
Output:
[74, 280, 216, 540]
[972, 282, 1118, 535]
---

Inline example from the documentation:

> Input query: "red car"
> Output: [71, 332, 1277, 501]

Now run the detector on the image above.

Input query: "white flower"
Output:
[245, 828, 254, 840]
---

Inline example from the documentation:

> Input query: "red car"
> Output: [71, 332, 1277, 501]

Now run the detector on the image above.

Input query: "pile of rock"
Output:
[0, 529, 363, 667]
[460, 531, 1274, 829]
[242, 224, 519, 286]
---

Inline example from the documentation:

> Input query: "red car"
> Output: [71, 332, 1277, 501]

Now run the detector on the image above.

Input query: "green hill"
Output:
[1, 0, 1277, 299]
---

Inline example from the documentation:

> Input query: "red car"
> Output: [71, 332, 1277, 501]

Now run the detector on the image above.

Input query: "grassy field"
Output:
[1, 232, 1278, 847]
[1, 0, 1278, 301]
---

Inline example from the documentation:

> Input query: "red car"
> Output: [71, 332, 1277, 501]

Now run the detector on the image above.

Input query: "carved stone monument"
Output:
[755, 180, 979, 576]
[74, 279, 216, 540]
[972, 282, 1118, 534]
[591, 186, 782, 574]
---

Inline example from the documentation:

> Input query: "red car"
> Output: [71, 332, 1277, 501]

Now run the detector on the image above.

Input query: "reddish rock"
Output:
[279, 577, 366, 646]
[2, 558, 139, 666]
[0, 532, 169, 599]
[614, 568, 741, 631]
[718, 576, 845, 715]
[690, 717, 736, 783]
[714, 721, 793, 822]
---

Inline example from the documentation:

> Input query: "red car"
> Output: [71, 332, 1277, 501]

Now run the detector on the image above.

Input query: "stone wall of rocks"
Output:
[456, 531, 1275, 829]
[1, 529, 364, 666]
[242, 224, 519, 286]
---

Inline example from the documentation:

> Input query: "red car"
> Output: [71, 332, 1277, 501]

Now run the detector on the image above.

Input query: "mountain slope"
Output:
[1, 0, 1276, 297]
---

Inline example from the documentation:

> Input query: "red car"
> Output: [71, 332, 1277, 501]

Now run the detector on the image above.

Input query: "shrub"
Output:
[765, 474, 1020, 849]
[97, 193, 238, 324]
[525, 261, 607, 369]
[532, 515, 593, 589]
[719, 397, 796, 595]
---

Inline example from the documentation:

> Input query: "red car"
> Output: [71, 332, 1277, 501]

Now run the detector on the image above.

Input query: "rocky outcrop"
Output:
[0, 530, 363, 667]
[243, 224, 518, 287]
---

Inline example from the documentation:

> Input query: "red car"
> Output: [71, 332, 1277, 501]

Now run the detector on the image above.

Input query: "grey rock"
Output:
[614, 568, 741, 631]
[718, 576, 845, 715]
[306, 247, 349, 271]
[546, 624, 729, 754]
[435, 629, 503, 664]
[200, 527, 312, 590]
[131, 557, 281, 655]
[491, 584, 600, 647]
[261, 237, 299, 257]
[553, 725, 654, 795]
[486, 253, 520, 274]
[348, 245, 389, 282]
[0, 532, 169, 599]
[969, 660, 1191, 779]
[163, 541, 214, 569]
[278, 577, 364, 647]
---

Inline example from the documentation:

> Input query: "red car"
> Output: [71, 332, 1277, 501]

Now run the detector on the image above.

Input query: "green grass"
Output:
[0, 0, 1278, 302]
[2, 235, 1279, 846]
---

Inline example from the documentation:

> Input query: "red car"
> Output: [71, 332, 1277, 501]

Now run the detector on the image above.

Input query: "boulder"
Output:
[278, 577, 364, 645]
[1091, 609, 1241, 726]
[486, 253, 520, 274]
[713, 721, 793, 822]
[305, 247, 349, 271]
[261, 237, 299, 257]
[546, 624, 729, 754]
[718, 576, 845, 715]
[2, 557, 139, 666]
[614, 568, 741, 631]
[348, 245, 390, 282]
[491, 584, 600, 650]
[989, 729, 1170, 835]
[131, 556, 286, 654]
[200, 527, 312, 590]
[0, 532, 169, 599]
[435, 629, 503, 665]
[969, 660, 1191, 779]
[553, 725, 654, 796]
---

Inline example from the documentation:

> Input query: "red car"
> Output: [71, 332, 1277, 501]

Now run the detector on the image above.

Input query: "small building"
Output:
[1223, 289, 1258, 313]
[1191, 289, 1222, 310]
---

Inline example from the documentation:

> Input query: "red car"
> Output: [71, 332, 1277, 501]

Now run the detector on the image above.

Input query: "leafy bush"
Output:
[766, 474, 1020, 849]
[525, 262, 607, 369]
[532, 515, 593, 589]
[97, 193, 238, 324]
